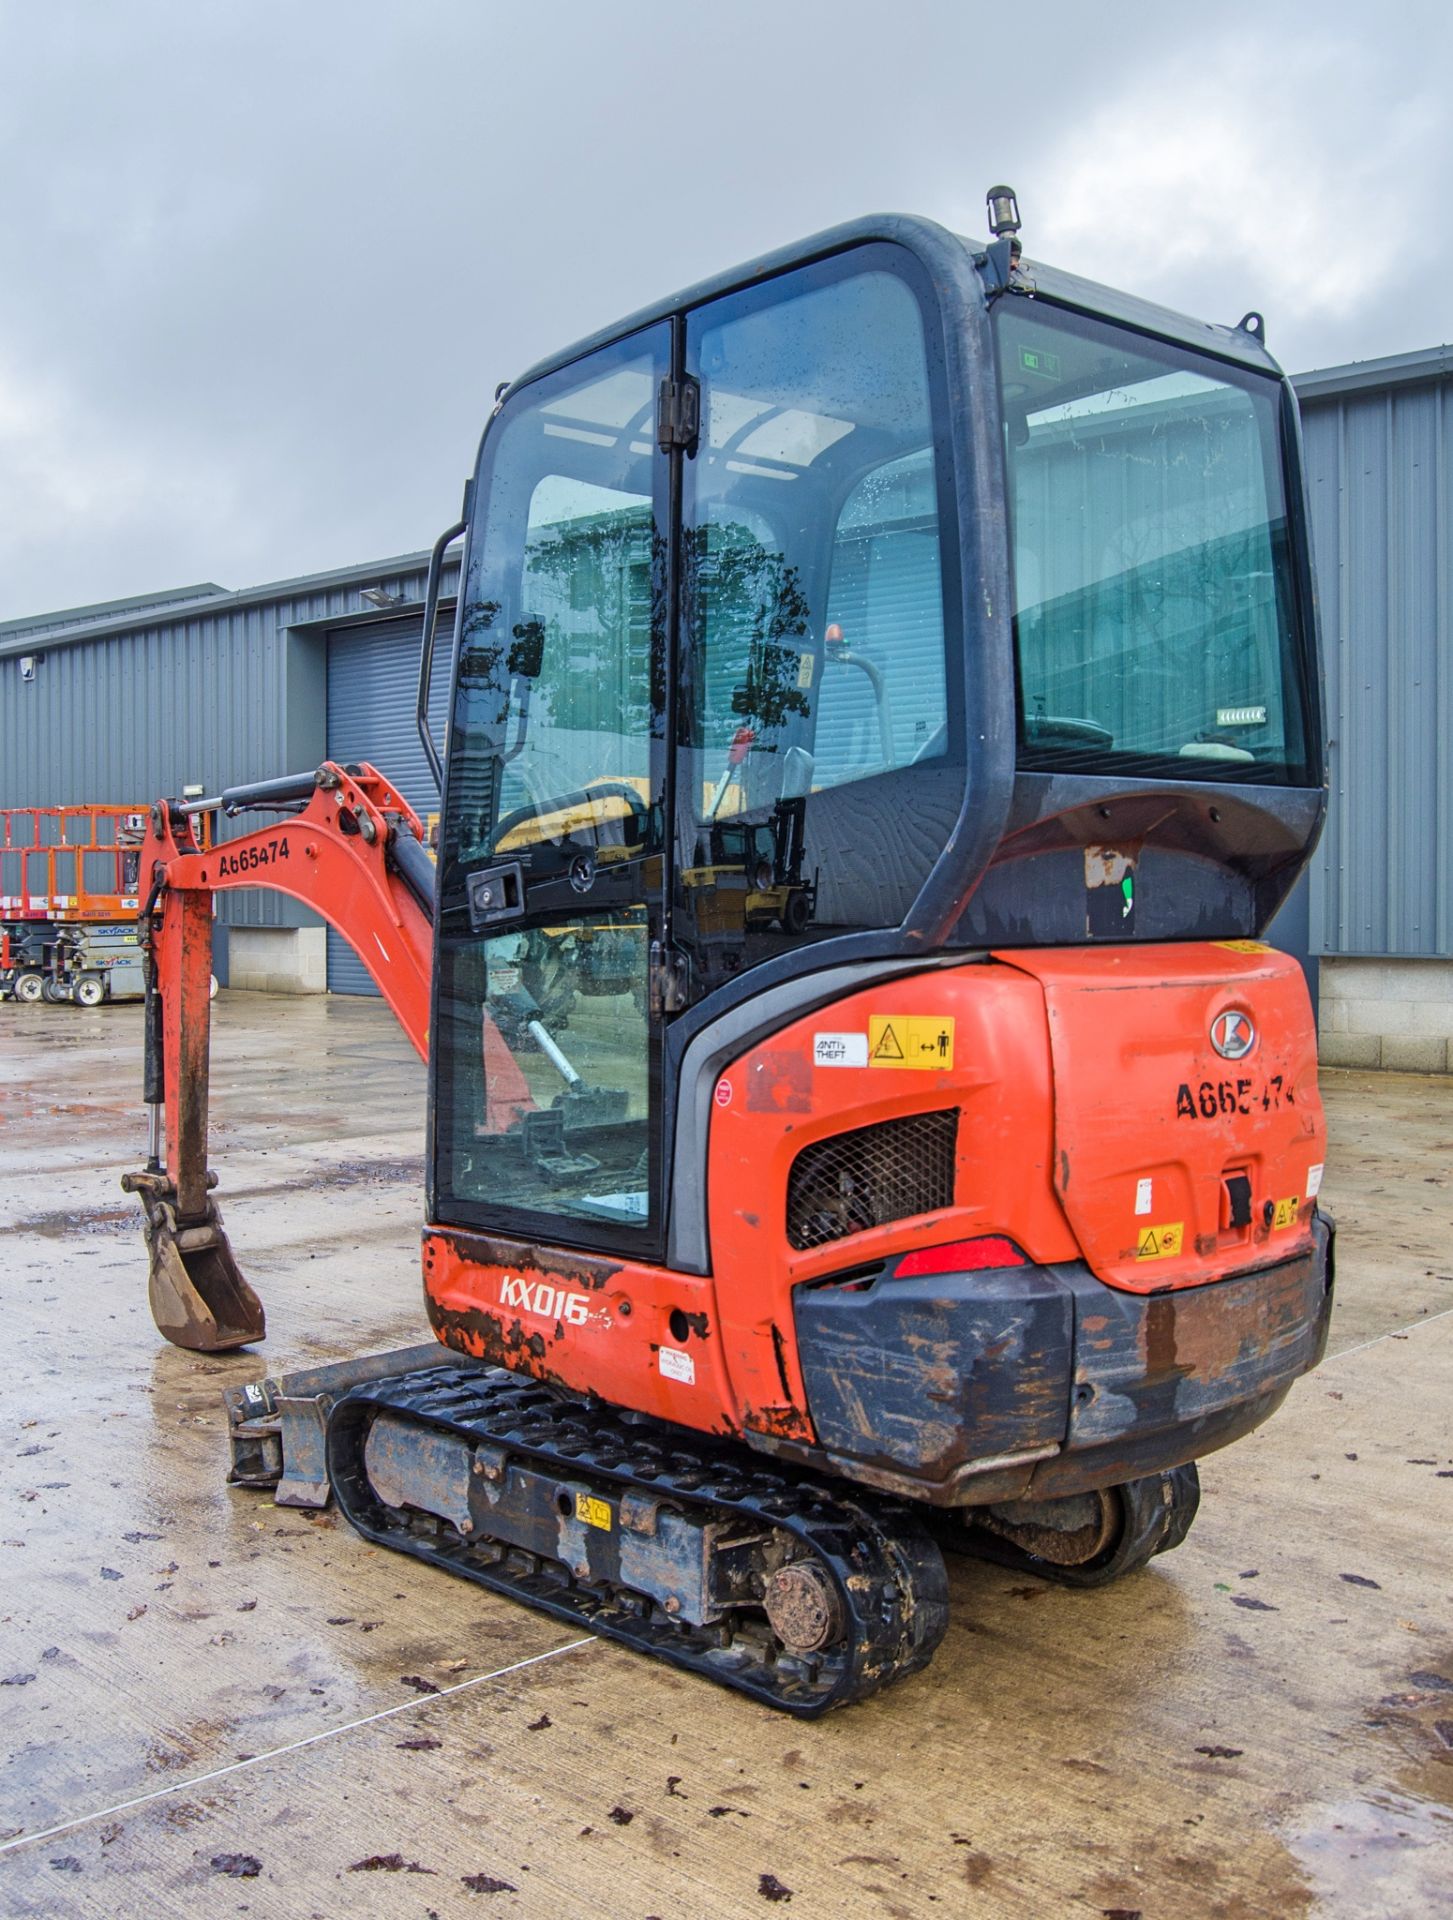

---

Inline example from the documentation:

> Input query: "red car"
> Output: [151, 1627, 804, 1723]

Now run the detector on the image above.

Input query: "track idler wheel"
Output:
[956, 1464, 1201, 1588]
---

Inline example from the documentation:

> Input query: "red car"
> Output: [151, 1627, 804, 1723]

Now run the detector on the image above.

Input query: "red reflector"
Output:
[895, 1236, 1028, 1277]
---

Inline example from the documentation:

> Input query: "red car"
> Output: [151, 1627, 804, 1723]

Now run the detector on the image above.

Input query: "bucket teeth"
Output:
[123, 1172, 265, 1351]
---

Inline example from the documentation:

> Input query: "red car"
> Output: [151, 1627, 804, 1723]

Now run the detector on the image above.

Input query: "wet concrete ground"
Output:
[1, 991, 1449, 1918]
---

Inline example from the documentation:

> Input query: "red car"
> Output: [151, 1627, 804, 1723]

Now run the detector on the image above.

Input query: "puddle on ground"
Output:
[6, 1155, 424, 1239]
[8, 1206, 138, 1240]
[1287, 1787, 1452, 1915]
[1286, 1650, 1453, 1914]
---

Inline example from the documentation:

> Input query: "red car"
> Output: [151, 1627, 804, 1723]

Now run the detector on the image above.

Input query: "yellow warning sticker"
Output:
[1136, 1222, 1185, 1261]
[868, 1015, 955, 1070]
[1214, 940, 1271, 954]
[575, 1493, 613, 1531]
[1272, 1195, 1300, 1231]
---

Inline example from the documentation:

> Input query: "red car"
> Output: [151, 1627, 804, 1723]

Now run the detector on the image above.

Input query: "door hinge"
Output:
[656, 375, 700, 454]
[649, 939, 690, 1016]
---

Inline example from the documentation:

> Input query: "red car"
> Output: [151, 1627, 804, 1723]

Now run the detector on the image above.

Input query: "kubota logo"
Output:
[1210, 1009, 1257, 1061]
[500, 1274, 589, 1326]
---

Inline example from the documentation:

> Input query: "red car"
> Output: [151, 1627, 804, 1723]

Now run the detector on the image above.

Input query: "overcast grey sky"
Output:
[1, 0, 1448, 622]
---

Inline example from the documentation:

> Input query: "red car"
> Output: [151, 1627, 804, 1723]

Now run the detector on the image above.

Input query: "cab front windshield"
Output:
[993, 300, 1314, 784]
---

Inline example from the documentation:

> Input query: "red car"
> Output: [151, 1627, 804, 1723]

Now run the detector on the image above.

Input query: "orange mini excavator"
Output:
[128, 193, 1334, 1714]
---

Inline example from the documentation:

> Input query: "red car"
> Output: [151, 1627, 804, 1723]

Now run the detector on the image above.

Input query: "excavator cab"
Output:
[431, 215, 1322, 1261]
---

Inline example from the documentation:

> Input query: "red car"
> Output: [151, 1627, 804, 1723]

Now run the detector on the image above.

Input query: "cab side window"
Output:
[678, 249, 957, 986]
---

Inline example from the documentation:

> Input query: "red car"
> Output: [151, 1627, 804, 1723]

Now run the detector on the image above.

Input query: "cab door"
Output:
[433, 324, 675, 1256]
[674, 245, 961, 1002]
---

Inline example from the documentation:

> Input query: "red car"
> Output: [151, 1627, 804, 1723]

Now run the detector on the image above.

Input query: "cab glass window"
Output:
[994, 300, 1314, 785]
[434, 329, 667, 1244]
[678, 250, 960, 994]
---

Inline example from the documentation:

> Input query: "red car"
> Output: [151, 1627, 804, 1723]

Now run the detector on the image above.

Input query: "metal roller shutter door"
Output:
[325, 615, 450, 994]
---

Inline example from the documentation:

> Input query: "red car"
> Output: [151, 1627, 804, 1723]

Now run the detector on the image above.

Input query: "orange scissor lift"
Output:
[0, 803, 152, 1004]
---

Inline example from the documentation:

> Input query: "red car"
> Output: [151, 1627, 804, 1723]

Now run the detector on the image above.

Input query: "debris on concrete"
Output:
[210, 1853, 262, 1877]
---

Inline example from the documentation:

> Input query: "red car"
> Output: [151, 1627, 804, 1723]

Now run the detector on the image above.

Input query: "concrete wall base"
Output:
[226, 926, 326, 995]
[1319, 957, 1453, 1074]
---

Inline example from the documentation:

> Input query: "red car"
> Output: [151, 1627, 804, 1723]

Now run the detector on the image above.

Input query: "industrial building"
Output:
[0, 552, 457, 997]
[2, 344, 1450, 1064]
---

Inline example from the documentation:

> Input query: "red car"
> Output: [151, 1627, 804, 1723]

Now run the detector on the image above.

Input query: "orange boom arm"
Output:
[122, 763, 480, 1351]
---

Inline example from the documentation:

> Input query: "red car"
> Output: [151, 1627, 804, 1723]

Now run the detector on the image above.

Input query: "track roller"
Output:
[326, 1366, 949, 1715]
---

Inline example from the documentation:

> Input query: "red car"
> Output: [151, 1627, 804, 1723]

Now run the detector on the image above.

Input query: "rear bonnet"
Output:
[996, 942, 1325, 1293]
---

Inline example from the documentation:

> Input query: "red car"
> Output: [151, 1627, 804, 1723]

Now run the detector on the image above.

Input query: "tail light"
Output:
[895, 1236, 1028, 1277]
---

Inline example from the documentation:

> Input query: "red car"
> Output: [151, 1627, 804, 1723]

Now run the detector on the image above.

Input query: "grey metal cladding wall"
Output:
[1301, 374, 1452, 957]
[0, 559, 440, 929]
[0, 606, 291, 927]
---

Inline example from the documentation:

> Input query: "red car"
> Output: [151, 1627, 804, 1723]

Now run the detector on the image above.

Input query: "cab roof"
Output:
[503, 212, 1285, 400]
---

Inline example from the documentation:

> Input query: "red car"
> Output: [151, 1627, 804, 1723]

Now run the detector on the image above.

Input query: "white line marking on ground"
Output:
[0, 1634, 597, 1860]
[1329, 1302, 1453, 1363]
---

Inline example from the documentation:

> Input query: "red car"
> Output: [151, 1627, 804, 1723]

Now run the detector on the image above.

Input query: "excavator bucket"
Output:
[122, 1171, 265, 1351]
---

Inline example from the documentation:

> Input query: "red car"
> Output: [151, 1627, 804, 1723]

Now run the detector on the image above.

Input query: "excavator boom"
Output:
[124, 762, 438, 1349]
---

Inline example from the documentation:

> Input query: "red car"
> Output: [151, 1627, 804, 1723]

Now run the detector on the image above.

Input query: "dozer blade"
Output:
[121, 1171, 265, 1351]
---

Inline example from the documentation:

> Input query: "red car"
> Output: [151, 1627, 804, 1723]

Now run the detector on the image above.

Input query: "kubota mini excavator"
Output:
[127, 193, 1334, 1714]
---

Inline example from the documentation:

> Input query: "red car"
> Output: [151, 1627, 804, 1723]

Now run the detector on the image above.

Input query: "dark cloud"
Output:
[1, 0, 1447, 619]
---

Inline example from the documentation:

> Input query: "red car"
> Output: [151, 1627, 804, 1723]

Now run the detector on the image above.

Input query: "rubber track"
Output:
[326, 1365, 949, 1716]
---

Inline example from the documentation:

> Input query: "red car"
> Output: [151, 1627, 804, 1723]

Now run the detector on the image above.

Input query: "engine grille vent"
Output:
[785, 1109, 959, 1252]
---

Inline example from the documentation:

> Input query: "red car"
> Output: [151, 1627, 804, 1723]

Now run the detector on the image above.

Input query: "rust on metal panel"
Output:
[428, 1227, 624, 1293]
[425, 1296, 575, 1393]
[741, 1400, 815, 1442]
[1071, 1242, 1331, 1448]
[742, 1427, 1044, 1506]
[793, 1269, 1073, 1480]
